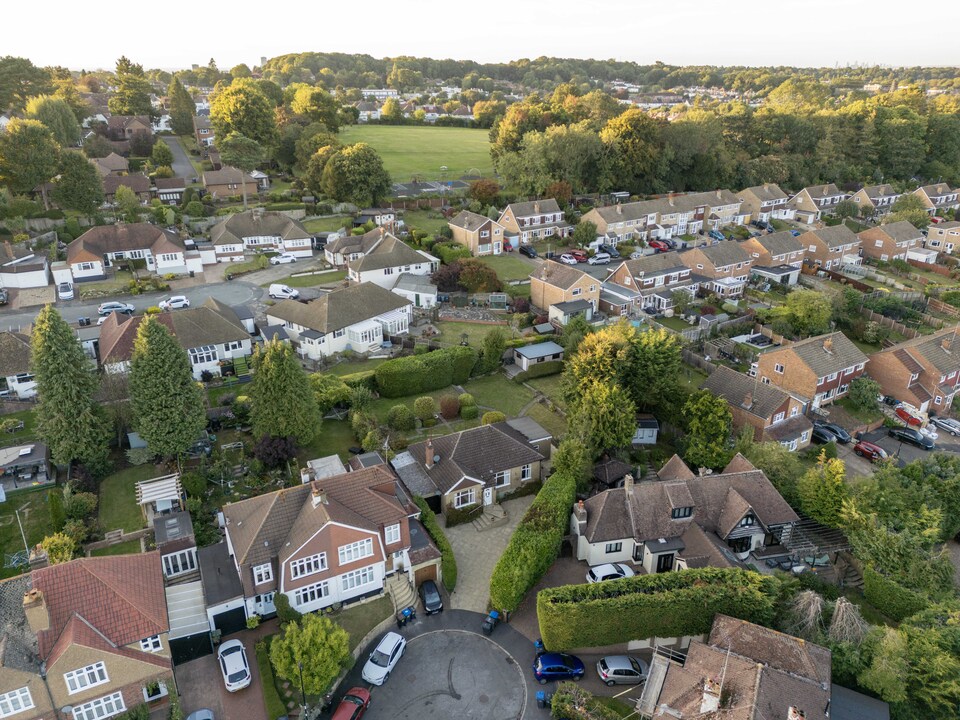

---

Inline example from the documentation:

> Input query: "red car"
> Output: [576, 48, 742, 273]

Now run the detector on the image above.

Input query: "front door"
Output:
[483, 487, 493, 506]
[656, 553, 674, 573]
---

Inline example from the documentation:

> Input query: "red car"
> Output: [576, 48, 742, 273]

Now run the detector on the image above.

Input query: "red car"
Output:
[570, 250, 588, 263]
[853, 440, 888, 463]
[648, 240, 671, 253]
[332, 687, 371, 720]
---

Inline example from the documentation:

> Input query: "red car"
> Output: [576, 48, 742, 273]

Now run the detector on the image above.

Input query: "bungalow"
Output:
[89, 152, 129, 177]
[0, 332, 35, 399]
[202, 166, 257, 200]
[324, 227, 390, 266]
[347, 233, 438, 288]
[67, 223, 190, 280]
[913, 183, 959, 215]
[926, 220, 960, 254]
[738, 231, 805, 286]
[193, 115, 214, 147]
[447, 211, 508, 255]
[266, 283, 412, 360]
[498, 199, 572, 244]
[155, 177, 186, 205]
[799, 225, 862, 271]
[209, 209, 314, 261]
[858, 221, 923, 262]
[0, 243, 49, 289]
[607, 253, 699, 313]
[850, 183, 901, 218]
[529, 262, 599, 321]
[678, 242, 752, 298]
[103, 174, 152, 205]
[355, 208, 397, 228]
[787, 184, 848, 223]
[571, 453, 798, 572]
[867, 327, 960, 413]
[737, 183, 794, 222]
[514, 341, 564, 371]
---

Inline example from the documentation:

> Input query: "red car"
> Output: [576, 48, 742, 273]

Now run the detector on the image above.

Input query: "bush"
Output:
[863, 566, 928, 621]
[413, 496, 457, 591]
[444, 503, 482, 527]
[821, 440, 838, 459]
[252, 435, 299, 469]
[373, 346, 478, 397]
[413, 396, 437, 422]
[458, 393, 475, 408]
[48, 489, 66, 532]
[339, 370, 376, 391]
[432, 242, 473, 264]
[349, 385, 375, 411]
[439, 395, 460, 420]
[125, 447, 153, 465]
[273, 592, 302, 625]
[536, 568, 779, 650]
[180, 471, 207, 497]
[551, 683, 623, 720]
[512, 360, 564, 383]
[481, 411, 506, 425]
[387, 404, 416, 431]
[461, 404, 479, 420]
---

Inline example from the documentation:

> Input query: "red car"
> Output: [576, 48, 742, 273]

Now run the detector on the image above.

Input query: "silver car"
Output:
[931, 416, 960, 436]
[596, 655, 649, 686]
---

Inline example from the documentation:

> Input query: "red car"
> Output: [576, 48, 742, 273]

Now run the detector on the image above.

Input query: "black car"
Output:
[814, 421, 851, 444]
[888, 426, 935, 450]
[519, 245, 538, 258]
[599, 244, 621, 258]
[811, 425, 838, 444]
[418, 579, 443, 614]
[0, 288, 7, 305]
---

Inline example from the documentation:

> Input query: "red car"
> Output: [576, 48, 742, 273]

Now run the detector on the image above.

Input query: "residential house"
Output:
[67, 223, 191, 280]
[447, 211, 508, 255]
[0, 242, 49, 289]
[703, 365, 812, 451]
[528, 262, 600, 324]
[354, 208, 397, 228]
[607, 253, 699, 313]
[498, 199, 572, 243]
[580, 201, 654, 245]
[738, 231, 805, 286]
[738, 183, 794, 222]
[192, 116, 214, 147]
[850, 183, 901, 217]
[391, 274, 438, 309]
[679, 242, 752, 298]
[347, 232, 438, 289]
[155, 177, 186, 205]
[0, 332, 35, 399]
[866, 327, 960, 413]
[201, 167, 257, 200]
[103, 174, 152, 205]
[355, 102, 381, 122]
[858, 221, 923, 262]
[756, 331, 868, 408]
[598, 280, 644, 318]
[361, 89, 398, 101]
[266, 283, 412, 360]
[393, 424, 545, 515]
[571, 454, 799, 572]
[209, 209, 314, 261]
[220, 465, 421, 618]
[98, 297, 253, 379]
[89, 152, 129, 177]
[0, 554, 172, 720]
[514, 341, 564, 371]
[926, 220, 960, 254]
[787, 183, 848, 223]
[799, 225, 862, 270]
[106, 115, 153, 142]
[913, 182, 959, 215]
[501, 416, 554, 459]
[324, 227, 390, 266]
[637, 614, 888, 720]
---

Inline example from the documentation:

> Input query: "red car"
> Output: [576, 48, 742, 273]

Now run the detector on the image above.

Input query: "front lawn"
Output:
[476, 255, 536, 283]
[270, 269, 348, 287]
[98, 464, 159, 533]
[77, 271, 135, 298]
[91, 539, 141, 557]
[836, 397, 884, 424]
[0, 486, 55, 580]
[334, 595, 394, 652]
[303, 215, 351, 233]
[433, 320, 512, 347]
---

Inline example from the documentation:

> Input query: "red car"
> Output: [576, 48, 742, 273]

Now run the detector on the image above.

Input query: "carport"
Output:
[166, 581, 213, 665]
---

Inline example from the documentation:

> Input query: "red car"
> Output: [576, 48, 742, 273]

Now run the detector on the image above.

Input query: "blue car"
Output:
[533, 652, 586, 684]
[707, 229, 725, 242]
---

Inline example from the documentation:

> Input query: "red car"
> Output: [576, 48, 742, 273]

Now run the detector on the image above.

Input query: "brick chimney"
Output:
[823, 337, 834, 353]
[941, 336, 952, 353]
[716, 189, 722, 200]
[763, 183, 770, 192]
[311, 481, 327, 507]
[533, 202, 540, 214]
[23, 589, 49, 633]
[668, 194, 675, 207]
[573, 499, 587, 533]
[300, 467, 314, 484]
[425, 439, 434, 469]
[742, 391, 753, 409]
[623, 474, 634, 492]
[616, 204, 623, 215]
[700, 677, 722, 714]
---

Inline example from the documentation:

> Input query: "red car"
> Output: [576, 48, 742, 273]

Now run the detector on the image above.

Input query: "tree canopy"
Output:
[210, 78, 279, 147]
[53, 150, 104, 215]
[320, 143, 391, 206]
[269, 613, 350, 695]
[25, 95, 80, 147]
[250, 338, 319, 445]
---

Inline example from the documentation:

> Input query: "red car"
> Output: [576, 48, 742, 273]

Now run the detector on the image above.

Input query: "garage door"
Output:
[166, 581, 214, 666]
[170, 633, 211, 665]
[213, 607, 248, 636]
[414, 564, 437, 585]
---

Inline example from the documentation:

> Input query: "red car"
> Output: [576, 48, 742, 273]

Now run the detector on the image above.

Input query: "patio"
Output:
[0, 442, 53, 495]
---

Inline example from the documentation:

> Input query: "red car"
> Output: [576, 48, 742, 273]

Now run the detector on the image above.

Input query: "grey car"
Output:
[931, 416, 960, 436]
[596, 655, 649, 686]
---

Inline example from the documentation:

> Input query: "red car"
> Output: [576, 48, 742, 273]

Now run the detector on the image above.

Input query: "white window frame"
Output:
[64, 662, 109, 695]
[162, 549, 196, 578]
[774, 363, 784, 374]
[71, 691, 126, 720]
[226, 340, 243, 351]
[520, 464, 532, 481]
[338, 538, 374, 565]
[290, 553, 327, 579]
[494, 470, 510, 487]
[139, 635, 162, 653]
[341, 565, 376, 591]
[384, 524, 401, 545]
[773, 412, 785, 423]
[294, 580, 330, 606]
[454, 488, 476, 508]
[188, 345, 218, 365]
[0, 687, 34, 718]
[333, 329, 345, 338]
[253, 563, 273, 586]
[571, 288, 582, 297]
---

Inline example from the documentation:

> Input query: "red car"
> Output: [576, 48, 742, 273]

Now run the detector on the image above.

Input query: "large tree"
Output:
[108, 56, 154, 118]
[167, 77, 196, 135]
[31, 305, 108, 468]
[600, 108, 663, 193]
[682, 390, 733, 470]
[885, 193, 931, 229]
[321, 143, 391, 207]
[269, 613, 350, 695]
[53, 150, 104, 215]
[129, 317, 207, 458]
[250, 338, 319, 445]
[627, 326, 683, 414]
[113, 184, 141, 222]
[289, 85, 340, 131]
[568, 381, 636, 455]
[0, 56, 52, 112]
[25, 95, 80, 147]
[218, 132, 263, 209]
[778, 288, 833, 338]
[0, 118, 60, 208]
[210, 78, 279, 148]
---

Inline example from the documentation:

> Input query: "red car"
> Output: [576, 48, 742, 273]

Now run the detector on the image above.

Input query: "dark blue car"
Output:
[533, 652, 586, 684]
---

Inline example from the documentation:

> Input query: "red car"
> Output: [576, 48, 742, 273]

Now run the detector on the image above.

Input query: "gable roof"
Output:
[741, 183, 788, 202]
[155, 177, 186, 190]
[91, 152, 129, 173]
[0, 331, 31, 376]
[777, 332, 868, 377]
[703, 365, 791, 420]
[751, 231, 803, 257]
[326, 226, 388, 255]
[68, 223, 184, 264]
[807, 224, 860, 249]
[448, 210, 494, 231]
[349, 233, 435, 273]
[694, 241, 750, 267]
[917, 182, 954, 198]
[868, 220, 923, 244]
[103, 174, 150, 195]
[616, 252, 687, 278]
[203, 166, 255, 187]
[801, 183, 843, 199]
[878, 326, 960, 376]
[658, 454, 695, 481]
[504, 198, 562, 217]
[859, 183, 898, 200]
[268, 282, 410, 335]
[210, 210, 311, 247]
[107, 115, 150, 131]
[531, 262, 593, 290]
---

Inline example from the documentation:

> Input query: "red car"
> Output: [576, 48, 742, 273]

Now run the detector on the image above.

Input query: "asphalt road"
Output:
[160, 136, 196, 182]
[858, 426, 960, 465]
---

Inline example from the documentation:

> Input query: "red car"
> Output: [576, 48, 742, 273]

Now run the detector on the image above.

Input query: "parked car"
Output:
[519, 245, 538, 258]
[813, 421, 851, 444]
[559, 253, 578, 265]
[57, 282, 74, 301]
[0, 288, 8, 305]
[361, 632, 406, 685]
[331, 688, 371, 720]
[268, 283, 300, 300]
[586, 563, 635, 584]
[648, 240, 671, 253]
[588, 252, 611, 265]
[418, 579, 443, 614]
[97, 301, 135, 316]
[854, 440, 888, 463]
[790, 229, 802, 237]
[270, 252, 297, 265]
[629, 251, 644, 260]
[533, 652, 585, 684]
[217, 639, 251, 692]
[930, 416, 960, 436]
[596, 656, 649, 686]
[888, 426, 935, 450]
[570, 250, 588, 263]
[159, 295, 190, 310]
[599, 244, 621, 258]
[707, 229, 725, 242]
[930, 216, 944, 224]
[185, 711, 215, 720]
[811, 425, 839, 444]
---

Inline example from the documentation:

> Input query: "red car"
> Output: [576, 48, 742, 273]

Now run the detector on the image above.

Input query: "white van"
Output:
[268, 284, 300, 300]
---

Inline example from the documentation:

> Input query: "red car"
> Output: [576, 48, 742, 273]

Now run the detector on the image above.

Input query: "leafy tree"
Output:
[682, 390, 732, 470]
[734, 435, 803, 506]
[468, 178, 500, 206]
[545, 180, 573, 206]
[167, 77, 196, 135]
[798, 453, 848, 527]
[253, 435, 299, 469]
[108, 56, 154, 118]
[39, 532, 77, 565]
[218, 132, 263, 209]
[150, 141, 174, 168]
[386, 64, 423, 92]
[129, 131, 154, 157]
[380, 97, 402, 123]
[833, 199, 860, 220]
[230, 64, 252, 79]
[0, 118, 60, 208]
[848, 376, 881, 411]
[0, 56, 52, 112]
[81, 133, 113, 159]
[309, 373, 351, 414]
[320, 143, 391, 206]
[251, 339, 319, 445]
[600, 108, 663, 193]
[472, 100, 506, 128]
[304, 145, 339, 198]
[53, 151, 104, 216]
[387, 404, 416, 431]
[129, 317, 207, 458]
[859, 627, 909, 703]
[458, 259, 502, 292]
[886, 193, 931, 229]
[779, 289, 832, 337]
[294, 123, 339, 174]
[563, 322, 635, 396]
[289, 85, 340, 131]
[552, 437, 593, 494]
[25, 95, 80, 147]
[572, 220, 598, 249]
[269, 613, 351, 695]
[627, 326, 683, 414]
[31, 305, 108, 467]
[568, 381, 635, 454]
[113, 184, 141, 222]
[210, 78, 279, 147]
[480, 327, 508, 373]
[413, 396, 437, 422]
[559, 315, 592, 354]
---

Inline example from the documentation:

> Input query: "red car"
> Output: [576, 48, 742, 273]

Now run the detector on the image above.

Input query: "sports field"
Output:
[338, 125, 494, 182]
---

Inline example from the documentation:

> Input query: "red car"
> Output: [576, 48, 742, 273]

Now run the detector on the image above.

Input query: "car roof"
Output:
[603, 655, 642, 669]
[377, 632, 403, 650]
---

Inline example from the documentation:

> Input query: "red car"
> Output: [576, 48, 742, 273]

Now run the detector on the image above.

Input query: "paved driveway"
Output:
[858, 427, 958, 465]
[160, 136, 196, 182]
[176, 642, 267, 720]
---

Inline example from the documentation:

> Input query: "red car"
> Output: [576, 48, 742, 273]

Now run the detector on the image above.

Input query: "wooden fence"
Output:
[861, 309, 923, 340]
[908, 258, 954, 277]
[681, 348, 716, 375]
[928, 297, 960, 318]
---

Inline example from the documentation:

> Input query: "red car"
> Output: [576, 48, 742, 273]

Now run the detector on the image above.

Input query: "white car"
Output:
[57, 282, 74, 301]
[587, 253, 611, 266]
[270, 253, 297, 265]
[361, 631, 406, 685]
[559, 253, 578, 265]
[159, 295, 190, 310]
[217, 639, 251, 692]
[97, 301, 135, 316]
[268, 283, 300, 300]
[586, 563, 636, 584]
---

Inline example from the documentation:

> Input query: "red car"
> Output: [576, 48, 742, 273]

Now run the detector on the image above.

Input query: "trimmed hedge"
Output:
[339, 370, 376, 390]
[536, 568, 779, 650]
[489, 471, 577, 612]
[863, 565, 928, 621]
[551, 683, 622, 720]
[265, 202, 307, 211]
[413, 496, 458, 591]
[374, 346, 478, 398]
[512, 360, 564, 383]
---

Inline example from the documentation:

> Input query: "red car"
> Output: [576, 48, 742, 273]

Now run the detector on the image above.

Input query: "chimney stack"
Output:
[700, 677, 722, 715]
[300, 467, 314, 485]
[623, 474, 634, 493]
[22, 589, 49, 633]
[425, 439, 434, 469]
[823, 337, 834, 353]
[668, 195, 675, 207]
[941, 336, 952, 353]
[311, 481, 327, 507]
[616, 204, 623, 215]
[716, 189, 721, 200]
[787, 708, 807, 720]
[534, 202, 540, 214]
[742, 391, 753, 409]
[574, 499, 587, 531]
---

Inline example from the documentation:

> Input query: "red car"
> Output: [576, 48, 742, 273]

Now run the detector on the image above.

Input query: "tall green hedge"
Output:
[338, 370, 376, 390]
[413, 496, 458, 591]
[536, 568, 779, 650]
[512, 360, 564, 383]
[374, 346, 478, 397]
[489, 471, 577, 612]
[863, 565, 928, 621]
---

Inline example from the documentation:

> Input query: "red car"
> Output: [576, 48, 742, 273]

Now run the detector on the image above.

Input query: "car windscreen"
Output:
[370, 649, 391, 667]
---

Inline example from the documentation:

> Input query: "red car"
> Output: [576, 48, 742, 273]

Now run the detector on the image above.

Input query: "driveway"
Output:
[176, 643, 267, 720]
[858, 427, 959, 465]
[160, 136, 197, 182]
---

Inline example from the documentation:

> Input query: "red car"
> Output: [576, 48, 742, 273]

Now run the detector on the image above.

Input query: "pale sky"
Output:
[8, 0, 959, 72]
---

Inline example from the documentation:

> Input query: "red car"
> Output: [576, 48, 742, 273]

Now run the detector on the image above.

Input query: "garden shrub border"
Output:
[413, 496, 458, 591]
[512, 360, 564, 383]
[374, 346, 478, 397]
[863, 565, 928, 622]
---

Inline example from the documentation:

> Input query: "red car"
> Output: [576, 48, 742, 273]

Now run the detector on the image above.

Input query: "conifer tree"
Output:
[250, 339, 319, 445]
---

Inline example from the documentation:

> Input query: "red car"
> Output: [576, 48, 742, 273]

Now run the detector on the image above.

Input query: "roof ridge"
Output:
[81, 558, 163, 634]
[235, 491, 285, 564]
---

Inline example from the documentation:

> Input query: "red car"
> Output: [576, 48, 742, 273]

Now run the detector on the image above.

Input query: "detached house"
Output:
[756, 332, 868, 408]
[325, 227, 390, 266]
[529, 262, 599, 325]
[210, 209, 313, 262]
[799, 225, 862, 271]
[355, 208, 397, 228]
[447, 211, 508, 256]
[0, 331, 36, 399]
[738, 183, 794, 222]
[67, 223, 191, 280]
[850, 183, 901, 217]
[581, 201, 658, 245]
[202, 166, 257, 199]
[89, 152, 129, 177]
[266, 283, 412, 360]
[788, 184, 848, 223]
[858, 221, 923, 262]
[103, 174, 151, 205]
[679, 242, 752, 298]
[498, 199, 572, 244]
[926, 220, 960, 254]
[739, 231, 805, 286]
[347, 232, 438, 289]
[607, 253, 699, 313]
[703, 366, 812, 451]
[571, 454, 798, 572]
[192, 115, 214, 148]
[106, 115, 153, 142]
[155, 177, 186, 205]
[913, 183, 959, 215]
[867, 328, 960, 413]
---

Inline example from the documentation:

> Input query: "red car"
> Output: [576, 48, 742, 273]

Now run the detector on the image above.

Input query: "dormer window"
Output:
[671, 506, 692, 519]
[253, 563, 273, 585]
[738, 514, 756, 527]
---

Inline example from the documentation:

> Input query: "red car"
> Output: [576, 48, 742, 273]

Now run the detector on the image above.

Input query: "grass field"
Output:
[99, 465, 158, 533]
[338, 125, 493, 181]
[476, 255, 536, 282]
[0, 487, 54, 580]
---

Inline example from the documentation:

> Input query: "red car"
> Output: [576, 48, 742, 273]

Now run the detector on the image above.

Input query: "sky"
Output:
[8, 0, 960, 71]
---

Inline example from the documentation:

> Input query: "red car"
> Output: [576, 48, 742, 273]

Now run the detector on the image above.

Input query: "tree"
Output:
[735, 437, 804, 506]
[167, 77, 196, 136]
[627, 326, 683, 414]
[150, 141, 174, 168]
[99, 371, 132, 449]
[886, 193, 931, 229]
[0, 118, 60, 208]
[848, 376, 881, 411]
[780, 289, 833, 337]
[108, 56, 154, 118]
[113, 185, 141, 222]
[31, 305, 108, 467]
[481, 410, 507, 425]
[472, 100, 506, 128]
[269, 613, 350, 695]
[82, 133, 113, 159]
[682, 390, 732, 470]
[457, 259, 502, 292]
[25, 95, 80, 147]
[572, 220, 598, 249]
[210, 78, 279, 147]
[289, 85, 340, 131]
[386, 64, 422, 93]
[0, 56, 52, 112]
[468, 178, 500, 207]
[230, 64, 252, 79]
[251, 339, 319, 444]
[600, 108, 663, 193]
[834, 199, 860, 221]
[218, 133, 263, 209]
[39, 532, 77, 565]
[304, 145, 339, 198]
[53, 151, 104, 216]
[309, 373, 351, 414]
[552, 437, 593, 493]
[129, 317, 207, 458]
[320, 143, 391, 206]
[294, 123, 339, 173]
[480, 327, 508, 373]
[798, 452, 849, 527]
[545, 180, 573, 206]
[568, 381, 636, 454]
[413, 396, 437, 422]
[379, 97, 403, 123]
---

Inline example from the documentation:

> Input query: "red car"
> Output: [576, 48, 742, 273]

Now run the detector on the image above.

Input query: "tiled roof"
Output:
[780, 332, 868, 377]
[860, 183, 898, 200]
[881, 327, 960, 376]
[326, 226, 388, 255]
[801, 183, 843, 199]
[531, 262, 592, 290]
[0, 574, 39, 672]
[703, 365, 791, 420]
[616, 252, 687, 278]
[268, 283, 410, 335]
[154, 176, 186, 190]
[210, 210, 311, 247]
[350, 234, 435, 273]
[658, 454, 695, 481]
[741, 183, 788, 202]
[448, 210, 492, 231]
[203, 166, 255, 187]
[694, 241, 750, 267]
[869, 220, 923, 244]
[752, 231, 803, 257]
[68, 223, 184, 265]
[0, 331, 31, 376]
[808, 224, 859, 249]
[504, 198, 562, 217]
[103, 174, 150, 195]
[918, 182, 954, 197]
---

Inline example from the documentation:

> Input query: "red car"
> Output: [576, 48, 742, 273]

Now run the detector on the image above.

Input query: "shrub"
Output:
[349, 385, 375, 411]
[458, 393, 475, 408]
[125, 447, 153, 465]
[413, 496, 457, 591]
[339, 370, 376, 391]
[252, 435, 299, 469]
[373, 346, 478, 397]
[48, 489, 66, 531]
[387, 404, 416, 431]
[246, 614, 261, 629]
[481, 411, 506, 425]
[461, 404, 479, 420]
[444, 503, 482, 527]
[273, 591, 302, 625]
[265, 202, 307, 211]
[551, 683, 622, 720]
[821, 440, 838, 459]
[439, 395, 460, 419]
[180, 471, 207, 497]
[413, 396, 437, 422]
[863, 566, 928, 621]
[512, 360, 564, 383]
[351, 411, 378, 442]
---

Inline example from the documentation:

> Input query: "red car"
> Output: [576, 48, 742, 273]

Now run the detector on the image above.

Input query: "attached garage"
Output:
[198, 542, 248, 639]
[414, 564, 437, 586]
[166, 581, 213, 665]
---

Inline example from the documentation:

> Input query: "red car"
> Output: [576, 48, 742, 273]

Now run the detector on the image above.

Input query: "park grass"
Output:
[303, 215, 351, 233]
[98, 465, 159, 533]
[434, 320, 511, 347]
[476, 255, 535, 283]
[0, 486, 55, 580]
[402, 209, 449, 236]
[91, 539, 142, 557]
[338, 125, 493, 181]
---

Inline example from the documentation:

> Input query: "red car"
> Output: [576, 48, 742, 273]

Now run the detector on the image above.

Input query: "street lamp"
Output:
[297, 661, 307, 715]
